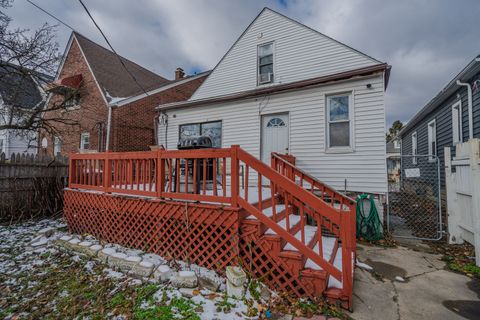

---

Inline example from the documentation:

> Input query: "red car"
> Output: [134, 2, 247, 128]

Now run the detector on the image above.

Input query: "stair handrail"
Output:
[235, 146, 351, 280]
[271, 152, 355, 207]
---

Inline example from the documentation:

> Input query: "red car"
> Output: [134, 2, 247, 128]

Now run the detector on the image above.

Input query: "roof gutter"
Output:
[156, 63, 390, 111]
[456, 79, 473, 140]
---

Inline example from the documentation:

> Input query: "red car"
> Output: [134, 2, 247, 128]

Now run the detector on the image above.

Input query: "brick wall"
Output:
[41, 38, 108, 156]
[42, 36, 207, 156]
[110, 76, 206, 152]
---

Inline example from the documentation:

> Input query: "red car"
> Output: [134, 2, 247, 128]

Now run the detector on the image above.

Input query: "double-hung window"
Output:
[80, 132, 90, 150]
[326, 93, 352, 150]
[258, 43, 274, 84]
[428, 119, 437, 161]
[53, 136, 62, 155]
[451, 101, 462, 144]
[411, 132, 417, 165]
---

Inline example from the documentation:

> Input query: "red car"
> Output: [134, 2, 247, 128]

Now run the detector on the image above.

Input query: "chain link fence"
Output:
[387, 154, 442, 240]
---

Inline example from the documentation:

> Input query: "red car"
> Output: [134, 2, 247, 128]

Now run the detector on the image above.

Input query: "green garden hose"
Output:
[356, 194, 383, 241]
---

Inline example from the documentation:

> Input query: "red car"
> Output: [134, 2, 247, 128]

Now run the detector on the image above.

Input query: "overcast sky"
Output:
[6, 0, 480, 127]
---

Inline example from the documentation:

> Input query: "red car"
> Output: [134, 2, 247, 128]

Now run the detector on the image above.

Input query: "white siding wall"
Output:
[159, 74, 387, 194]
[191, 9, 379, 101]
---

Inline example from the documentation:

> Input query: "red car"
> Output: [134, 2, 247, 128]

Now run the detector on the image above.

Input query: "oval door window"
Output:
[266, 117, 286, 128]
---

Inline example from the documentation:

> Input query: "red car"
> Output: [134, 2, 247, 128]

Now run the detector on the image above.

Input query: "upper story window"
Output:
[80, 132, 90, 150]
[451, 100, 462, 144]
[428, 119, 437, 160]
[258, 42, 274, 85]
[64, 93, 80, 110]
[326, 93, 353, 150]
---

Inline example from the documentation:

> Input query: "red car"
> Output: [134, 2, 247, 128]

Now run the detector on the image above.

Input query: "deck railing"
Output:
[69, 146, 355, 301]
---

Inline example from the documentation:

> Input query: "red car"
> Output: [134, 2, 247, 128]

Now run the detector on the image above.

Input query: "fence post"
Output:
[68, 154, 75, 188]
[341, 210, 353, 308]
[104, 152, 111, 193]
[469, 140, 480, 266]
[231, 145, 240, 207]
[157, 149, 165, 199]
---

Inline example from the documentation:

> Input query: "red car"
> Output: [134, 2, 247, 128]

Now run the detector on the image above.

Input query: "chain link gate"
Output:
[387, 154, 442, 240]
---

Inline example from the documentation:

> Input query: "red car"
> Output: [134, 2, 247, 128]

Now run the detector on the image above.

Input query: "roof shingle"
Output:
[74, 32, 170, 99]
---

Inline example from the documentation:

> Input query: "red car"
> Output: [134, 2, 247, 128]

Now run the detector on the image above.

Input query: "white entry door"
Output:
[261, 113, 289, 163]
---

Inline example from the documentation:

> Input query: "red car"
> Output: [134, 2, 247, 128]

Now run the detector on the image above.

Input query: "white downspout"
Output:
[456, 80, 473, 140]
[105, 104, 113, 151]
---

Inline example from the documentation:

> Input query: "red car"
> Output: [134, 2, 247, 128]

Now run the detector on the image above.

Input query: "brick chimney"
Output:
[175, 67, 185, 80]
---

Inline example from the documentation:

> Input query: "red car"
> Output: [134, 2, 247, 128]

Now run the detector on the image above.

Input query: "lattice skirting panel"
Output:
[239, 223, 324, 299]
[64, 190, 240, 272]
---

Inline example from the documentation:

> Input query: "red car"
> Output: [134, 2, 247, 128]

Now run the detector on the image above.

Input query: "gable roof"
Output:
[72, 32, 170, 99]
[0, 63, 53, 109]
[399, 55, 480, 137]
[190, 7, 387, 100]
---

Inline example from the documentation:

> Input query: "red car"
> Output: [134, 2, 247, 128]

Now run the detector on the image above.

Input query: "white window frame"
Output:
[53, 136, 62, 155]
[427, 119, 437, 161]
[257, 42, 275, 85]
[80, 132, 90, 150]
[451, 100, 462, 144]
[325, 92, 354, 153]
[411, 131, 417, 165]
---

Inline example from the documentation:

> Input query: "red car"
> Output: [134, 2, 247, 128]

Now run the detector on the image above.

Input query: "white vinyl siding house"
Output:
[157, 8, 389, 195]
[191, 9, 379, 100]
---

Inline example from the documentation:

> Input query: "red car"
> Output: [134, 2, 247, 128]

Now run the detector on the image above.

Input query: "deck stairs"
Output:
[235, 150, 356, 309]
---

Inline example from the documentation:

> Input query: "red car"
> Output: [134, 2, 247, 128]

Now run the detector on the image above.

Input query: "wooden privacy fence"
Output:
[445, 139, 480, 266]
[67, 146, 356, 307]
[0, 152, 69, 223]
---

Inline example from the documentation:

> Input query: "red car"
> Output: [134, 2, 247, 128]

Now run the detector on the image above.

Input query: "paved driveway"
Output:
[350, 243, 480, 320]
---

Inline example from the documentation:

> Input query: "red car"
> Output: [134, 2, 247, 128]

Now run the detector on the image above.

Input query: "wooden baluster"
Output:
[212, 158, 217, 196]
[222, 157, 226, 197]
[270, 181, 277, 222]
[257, 172, 262, 212]
[147, 159, 151, 192]
[202, 158, 206, 195]
[168, 159, 173, 192]
[104, 154, 111, 193]
[184, 158, 189, 193]
[285, 192, 290, 232]
[230, 145, 240, 207]
[175, 159, 180, 192]
[317, 216, 323, 258]
[193, 158, 197, 194]
[245, 165, 249, 202]
[300, 203, 305, 244]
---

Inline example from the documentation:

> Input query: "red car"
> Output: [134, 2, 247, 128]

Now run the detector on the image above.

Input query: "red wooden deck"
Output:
[64, 146, 356, 309]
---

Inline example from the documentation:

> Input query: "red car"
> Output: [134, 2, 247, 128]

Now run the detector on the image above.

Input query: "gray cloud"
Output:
[6, 0, 480, 127]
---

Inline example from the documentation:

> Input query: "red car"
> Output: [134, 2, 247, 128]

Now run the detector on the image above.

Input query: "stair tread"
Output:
[265, 214, 301, 235]
[305, 236, 337, 270]
[246, 204, 285, 220]
[283, 225, 317, 250]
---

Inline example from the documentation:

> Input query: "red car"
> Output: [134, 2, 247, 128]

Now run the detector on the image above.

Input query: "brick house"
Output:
[41, 32, 208, 155]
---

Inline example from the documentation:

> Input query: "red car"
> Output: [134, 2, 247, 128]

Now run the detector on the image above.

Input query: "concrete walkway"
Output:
[349, 243, 480, 320]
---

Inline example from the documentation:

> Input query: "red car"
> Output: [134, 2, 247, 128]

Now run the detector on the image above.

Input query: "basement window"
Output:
[258, 42, 274, 85]
[326, 93, 353, 151]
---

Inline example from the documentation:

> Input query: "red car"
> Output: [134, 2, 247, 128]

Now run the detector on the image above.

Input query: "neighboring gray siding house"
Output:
[156, 8, 391, 196]
[398, 55, 480, 190]
[0, 64, 51, 158]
